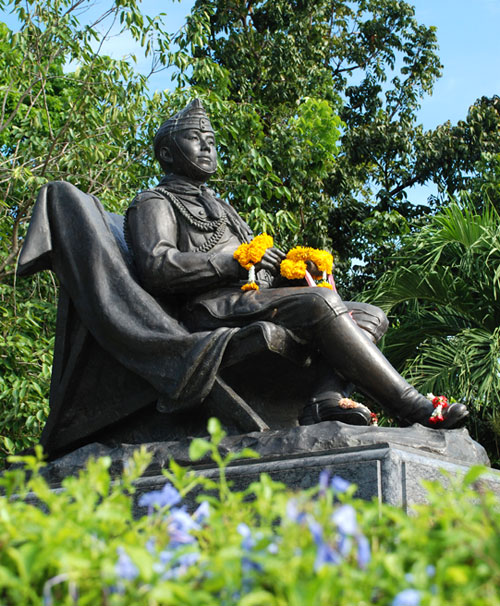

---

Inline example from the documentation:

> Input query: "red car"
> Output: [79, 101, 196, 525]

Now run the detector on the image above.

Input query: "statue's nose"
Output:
[200, 137, 211, 151]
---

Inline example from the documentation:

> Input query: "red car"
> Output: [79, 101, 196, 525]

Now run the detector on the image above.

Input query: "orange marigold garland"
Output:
[233, 233, 274, 291]
[280, 246, 335, 290]
[241, 281, 259, 292]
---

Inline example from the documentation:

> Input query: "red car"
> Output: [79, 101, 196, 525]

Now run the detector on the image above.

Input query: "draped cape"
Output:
[17, 181, 238, 414]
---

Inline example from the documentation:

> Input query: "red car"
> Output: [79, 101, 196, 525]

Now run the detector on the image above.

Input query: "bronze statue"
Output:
[125, 99, 467, 430]
[17, 99, 468, 458]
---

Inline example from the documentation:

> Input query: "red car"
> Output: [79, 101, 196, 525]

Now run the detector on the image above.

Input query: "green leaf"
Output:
[463, 465, 488, 487]
[189, 438, 212, 461]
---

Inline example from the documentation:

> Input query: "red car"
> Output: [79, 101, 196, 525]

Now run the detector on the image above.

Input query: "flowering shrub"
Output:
[0, 419, 499, 605]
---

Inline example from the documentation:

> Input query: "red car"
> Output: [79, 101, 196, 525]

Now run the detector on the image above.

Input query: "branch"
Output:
[387, 174, 421, 198]
[39, 14, 119, 177]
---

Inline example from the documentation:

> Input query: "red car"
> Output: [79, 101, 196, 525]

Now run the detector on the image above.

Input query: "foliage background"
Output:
[1, 0, 500, 463]
[0, 421, 499, 605]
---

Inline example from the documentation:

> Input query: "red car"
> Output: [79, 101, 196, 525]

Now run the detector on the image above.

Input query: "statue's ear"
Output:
[159, 145, 173, 166]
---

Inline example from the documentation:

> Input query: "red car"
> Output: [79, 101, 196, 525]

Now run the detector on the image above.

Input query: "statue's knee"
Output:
[378, 308, 389, 334]
[348, 303, 388, 343]
[363, 305, 389, 342]
[303, 289, 347, 322]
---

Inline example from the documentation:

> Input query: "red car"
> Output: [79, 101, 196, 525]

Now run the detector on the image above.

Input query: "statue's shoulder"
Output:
[124, 189, 177, 247]
[128, 188, 166, 211]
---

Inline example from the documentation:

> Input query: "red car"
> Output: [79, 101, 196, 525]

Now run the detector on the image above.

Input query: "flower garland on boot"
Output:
[280, 246, 335, 290]
[427, 393, 450, 424]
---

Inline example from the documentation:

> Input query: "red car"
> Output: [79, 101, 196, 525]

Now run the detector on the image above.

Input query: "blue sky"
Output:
[132, 0, 500, 132]
[2, 0, 498, 202]
[412, 0, 500, 130]
[3, 0, 497, 131]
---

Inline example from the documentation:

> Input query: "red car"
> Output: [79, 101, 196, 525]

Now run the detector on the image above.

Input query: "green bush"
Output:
[0, 419, 499, 605]
[0, 279, 55, 461]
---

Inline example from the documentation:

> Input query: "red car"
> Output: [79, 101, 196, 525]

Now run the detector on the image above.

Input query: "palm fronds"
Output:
[365, 197, 500, 461]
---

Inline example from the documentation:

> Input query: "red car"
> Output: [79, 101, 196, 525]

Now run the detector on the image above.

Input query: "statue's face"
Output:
[171, 128, 217, 180]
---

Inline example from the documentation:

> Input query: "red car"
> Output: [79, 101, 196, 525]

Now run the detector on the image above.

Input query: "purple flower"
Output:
[319, 470, 330, 493]
[237, 523, 255, 551]
[331, 475, 351, 493]
[154, 548, 199, 579]
[285, 498, 307, 524]
[115, 547, 139, 581]
[392, 589, 421, 606]
[193, 501, 210, 524]
[236, 523, 263, 577]
[267, 542, 279, 554]
[161, 552, 200, 580]
[177, 551, 200, 568]
[307, 517, 342, 570]
[332, 504, 357, 535]
[43, 574, 73, 606]
[237, 522, 251, 537]
[356, 534, 371, 568]
[338, 534, 352, 558]
[168, 508, 199, 547]
[159, 550, 175, 565]
[242, 556, 263, 573]
[138, 482, 181, 510]
[314, 542, 341, 570]
[307, 517, 323, 546]
[426, 565, 436, 578]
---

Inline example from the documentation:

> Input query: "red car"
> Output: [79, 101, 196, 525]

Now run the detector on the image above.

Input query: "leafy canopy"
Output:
[367, 198, 500, 463]
[0, 423, 499, 605]
[0, 0, 175, 458]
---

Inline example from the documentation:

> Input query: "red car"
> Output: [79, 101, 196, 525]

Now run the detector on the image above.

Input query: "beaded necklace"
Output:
[155, 186, 228, 253]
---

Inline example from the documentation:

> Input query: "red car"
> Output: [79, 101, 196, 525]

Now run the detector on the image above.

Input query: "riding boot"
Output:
[313, 312, 468, 429]
[299, 363, 372, 426]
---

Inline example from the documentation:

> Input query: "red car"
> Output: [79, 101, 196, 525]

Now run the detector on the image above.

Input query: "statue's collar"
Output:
[158, 173, 212, 197]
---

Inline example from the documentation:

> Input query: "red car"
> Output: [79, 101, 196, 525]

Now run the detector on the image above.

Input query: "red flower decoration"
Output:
[428, 394, 449, 424]
[432, 395, 449, 409]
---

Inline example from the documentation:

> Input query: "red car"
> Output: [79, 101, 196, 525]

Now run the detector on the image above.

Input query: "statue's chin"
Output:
[179, 161, 217, 183]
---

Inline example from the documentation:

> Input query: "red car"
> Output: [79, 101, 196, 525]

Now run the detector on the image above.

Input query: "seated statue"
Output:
[17, 99, 468, 458]
[125, 99, 467, 430]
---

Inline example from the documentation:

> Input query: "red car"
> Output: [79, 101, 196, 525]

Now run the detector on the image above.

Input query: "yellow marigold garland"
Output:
[233, 234, 274, 270]
[234, 239, 335, 292]
[280, 246, 333, 286]
[234, 233, 274, 291]
[279, 258, 307, 280]
[241, 281, 259, 292]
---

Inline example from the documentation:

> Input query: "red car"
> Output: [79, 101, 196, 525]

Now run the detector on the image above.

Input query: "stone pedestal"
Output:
[40, 422, 500, 513]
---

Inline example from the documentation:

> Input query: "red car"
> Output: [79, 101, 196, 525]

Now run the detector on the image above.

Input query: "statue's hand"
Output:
[255, 247, 286, 276]
[306, 260, 322, 277]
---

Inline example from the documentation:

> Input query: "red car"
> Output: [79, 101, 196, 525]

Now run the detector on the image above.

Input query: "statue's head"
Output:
[154, 99, 217, 182]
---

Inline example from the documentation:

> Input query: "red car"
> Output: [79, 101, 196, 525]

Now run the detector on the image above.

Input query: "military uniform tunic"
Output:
[125, 174, 387, 344]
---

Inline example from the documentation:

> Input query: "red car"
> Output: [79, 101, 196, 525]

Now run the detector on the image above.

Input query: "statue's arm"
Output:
[127, 193, 241, 296]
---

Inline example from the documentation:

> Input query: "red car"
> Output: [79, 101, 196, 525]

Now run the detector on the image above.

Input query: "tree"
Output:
[167, 0, 442, 281]
[367, 199, 500, 463]
[0, 0, 175, 458]
[0, 0, 172, 279]
[169, 1, 500, 296]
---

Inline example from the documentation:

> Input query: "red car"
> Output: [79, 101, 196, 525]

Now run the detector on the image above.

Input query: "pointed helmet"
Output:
[154, 99, 214, 151]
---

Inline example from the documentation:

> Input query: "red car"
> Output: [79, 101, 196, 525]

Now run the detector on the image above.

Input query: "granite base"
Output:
[36, 422, 500, 515]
